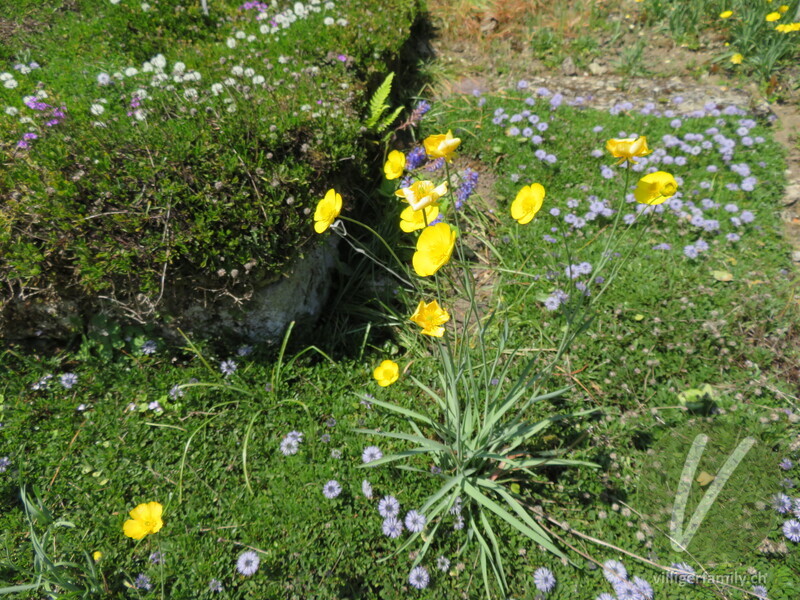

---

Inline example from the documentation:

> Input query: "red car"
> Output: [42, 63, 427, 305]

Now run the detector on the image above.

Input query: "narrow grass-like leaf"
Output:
[351, 428, 450, 452]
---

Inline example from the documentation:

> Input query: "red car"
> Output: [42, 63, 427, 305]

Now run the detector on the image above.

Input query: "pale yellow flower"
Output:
[633, 171, 678, 206]
[730, 53, 743, 64]
[779, 5, 790, 13]
[412, 222, 456, 277]
[123, 502, 163, 540]
[313, 189, 342, 234]
[373, 360, 400, 387]
[410, 299, 450, 337]
[395, 180, 448, 211]
[384, 150, 406, 180]
[423, 131, 461, 162]
[606, 136, 652, 165]
[93, 551, 103, 562]
[399, 204, 439, 233]
[510, 183, 545, 225]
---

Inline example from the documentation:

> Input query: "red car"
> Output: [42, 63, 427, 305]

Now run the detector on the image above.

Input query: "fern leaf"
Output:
[365, 72, 394, 128]
[375, 105, 404, 134]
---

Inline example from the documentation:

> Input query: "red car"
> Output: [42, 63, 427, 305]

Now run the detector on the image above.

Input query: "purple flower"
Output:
[783, 519, 800, 542]
[382, 517, 403, 538]
[652, 243, 671, 250]
[220, 359, 237, 376]
[208, 578, 224, 592]
[236, 550, 260, 576]
[405, 147, 427, 170]
[670, 562, 696, 584]
[378, 495, 400, 518]
[362, 479, 373, 499]
[404, 510, 427, 533]
[408, 566, 430, 589]
[633, 576, 653, 599]
[362, 445, 383, 463]
[134, 574, 152, 590]
[602, 559, 627, 583]
[683, 245, 698, 259]
[60, 373, 78, 389]
[780, 458, 793, 470]
[533, 567, 556, 593]
[740, 210, 755, 224]
[752, 585, 769, 600]
[322, 480, 342, 499]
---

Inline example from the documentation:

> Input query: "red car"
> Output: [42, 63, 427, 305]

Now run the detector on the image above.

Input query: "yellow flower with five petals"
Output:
[510, 183, 545, 225]
[384, 150, 406, 180]
[412, 222, 456, 277]
[123, 501, 163, 540]
[633, 171, 678, 206]
[313, 189, 342, 234]
[373, 360, 400, 387]
[410, 299, 450, 337]
[423, 131, 461, 162]
[605, 136, 652, 165]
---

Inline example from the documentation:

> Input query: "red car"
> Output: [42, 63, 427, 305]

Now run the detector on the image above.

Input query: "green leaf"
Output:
[365, 72, 394, 128]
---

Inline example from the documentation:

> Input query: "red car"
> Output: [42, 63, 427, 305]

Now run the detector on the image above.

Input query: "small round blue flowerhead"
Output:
[362, 479, 373, 499]
[378, 495, 400, 518]
[602, 559, 627, 583]
[323, 480, 342, 499]
[134, 573, 152, 590]
[752, 585, 769, 600]
[772, 493, 792, 514]
[220, 359, 237, 376]
[60, 372, 78, 389]
[783, 519, 800, 543]
[236, 550, 260, 576]
[362, 446, 383, 464]
[633, 576, 653, 600]
[404, 510, 427, 533]
[613, 580, 642, 600]
[408, 565, 430, 590]
[670, 562, 696, 584]
[780, 458, 793, 471]
[208, 578, 223, 593]
[437, 556, 450, 572]
[533, 566, 556, 593]
[382, 517, 404, 538]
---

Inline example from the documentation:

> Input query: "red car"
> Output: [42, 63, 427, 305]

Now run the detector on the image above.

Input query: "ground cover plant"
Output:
[0, 0, 419, 335]
[3, 75, 800, 599]
[639, 0, 800, 82]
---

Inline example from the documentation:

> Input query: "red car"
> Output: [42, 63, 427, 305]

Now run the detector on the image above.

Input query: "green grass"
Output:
[3, 83, 800, 598]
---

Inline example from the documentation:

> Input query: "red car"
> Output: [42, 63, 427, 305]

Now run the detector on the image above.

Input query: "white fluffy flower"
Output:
[151, 54, 166, 69]
[5, 106, 19, 116]
[183, 88, 198, 99]
[97, 73, 110, 85]
[252, 75, 265, 85]
[210, 83, 224, 96]
[4, 79, 18, 89]
[231, 65, 244, 76]
[141, 2, 150, 10]
[90, 103, 105, 115]
[226, 38, 236, 49]
[323, 17, 334, 25]
[235, 30, 246, 39]
[0, 72, 12, 81]
[172, 61, 186, 73]
[244, 67, 255, 77]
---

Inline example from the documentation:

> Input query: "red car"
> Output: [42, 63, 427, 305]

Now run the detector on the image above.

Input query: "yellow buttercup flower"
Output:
[766, 12, 781, 21]
[730, 53, 743, 64]
[313, 188, 342, 234]
[373, 360, 400, 387]
[399, 203, 439, 233]
[384, 150, 406, 180]
[605, 136, 652, 165]
[93, 551, 103, 562]
[510, 183, 545, 225]
[123, 501, 163, 540]
[719, 10, 733, 19]
[779, 5, 790, 13]
[423, 130, 461, 162]
[412, 222, 456, 277]
[395, 180, 448, 211]
[410, 299, 450, 337]
[633, 171, 678, 206]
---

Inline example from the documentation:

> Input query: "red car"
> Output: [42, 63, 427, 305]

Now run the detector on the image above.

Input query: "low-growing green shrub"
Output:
[0, 0, 420, 335]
